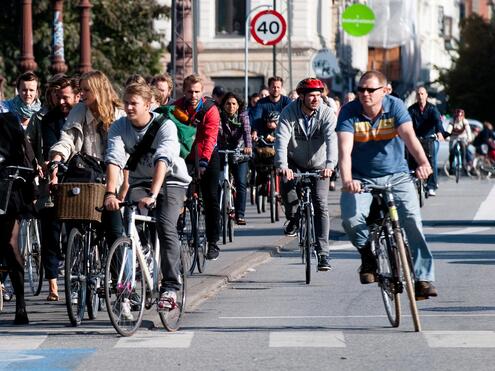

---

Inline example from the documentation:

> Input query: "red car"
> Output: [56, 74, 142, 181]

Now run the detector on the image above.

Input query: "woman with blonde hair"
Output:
[48, 70, 125, 300]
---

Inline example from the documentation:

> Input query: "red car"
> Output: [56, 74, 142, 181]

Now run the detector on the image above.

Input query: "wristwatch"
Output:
[148, 192, 157, 201]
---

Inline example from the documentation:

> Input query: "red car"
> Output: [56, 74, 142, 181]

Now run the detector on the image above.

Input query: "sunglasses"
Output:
[357, 86, 383, 94]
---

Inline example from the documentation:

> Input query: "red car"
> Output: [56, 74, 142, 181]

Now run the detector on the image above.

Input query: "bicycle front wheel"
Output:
[25, 219, 43, 296]
[304, 205, 313, 285]
[228, 191, 234, 243]
[159, 249, 187, 332]
[195, 200, 207, 273]
[179, 206, 195, 275]
[105, 237, 146, 337]
[86, 242, 102, 320]
[373, 228, 401, 328]
[394, 228, 421, 332]
[417, 180, 424, 208]
[65, 227, 87, 326]
[221, 185, 228, 245]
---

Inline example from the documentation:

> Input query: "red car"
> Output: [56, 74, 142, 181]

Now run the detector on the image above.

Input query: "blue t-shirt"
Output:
[336, 95, 411, 178]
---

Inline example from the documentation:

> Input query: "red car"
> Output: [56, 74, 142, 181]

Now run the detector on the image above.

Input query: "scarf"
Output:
[9, 95, 42, 120]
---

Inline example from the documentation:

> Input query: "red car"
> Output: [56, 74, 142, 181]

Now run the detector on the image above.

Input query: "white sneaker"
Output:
[428, 189, 436, 197]
[158, 290, 177, 311]
[120, 298, 134, 321]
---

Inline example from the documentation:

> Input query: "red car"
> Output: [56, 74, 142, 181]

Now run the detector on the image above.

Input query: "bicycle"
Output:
[105, 200, 187, 336]
[54, 179, 107, 326]
[178, 176, 207, 275]
[444, 139, 465, 183]
[218, 149, 240, 245]
[362, 179, 421, 332]
[293, 172, 320, 285]
[254, 137, 281, 223]
[18, 217, 43, 296]
[409, 135, 436, 207]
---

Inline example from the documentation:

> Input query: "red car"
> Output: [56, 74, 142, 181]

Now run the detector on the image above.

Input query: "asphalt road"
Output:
[1, 176, 495, 370]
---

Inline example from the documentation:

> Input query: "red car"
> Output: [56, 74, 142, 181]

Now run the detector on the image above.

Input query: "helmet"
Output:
[265, 111, 280, 123]
[296, 78, 325, 94]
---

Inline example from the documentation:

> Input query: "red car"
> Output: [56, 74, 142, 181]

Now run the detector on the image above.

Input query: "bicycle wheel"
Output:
[373, 227, 401, 327]
[304, 205, 312, 285]
[65, 227, 87, 326]
[159, 249, 187, 332]
[179, 206, 195, 275]
[195, 200, 207, 273]
[24, 219, 43, 296]
[269, 173, 277, 223]
[0, 281, 3, 312]
[104, 237, 146, 337]
[221, 184, 228, 245]
[393, 228, 421, 332]
[86, 241, 102, 320]
[228, 191, 234, 243]
[454, 156, 460, 183]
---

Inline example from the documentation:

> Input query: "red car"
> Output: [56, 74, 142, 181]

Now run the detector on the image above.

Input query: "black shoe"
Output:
[415, 281, 438, 300]
[284, 219, 298, 237]
[206, 244, 220, 260]
[317, 255, 332, 271]
[358, 245, 377, 284]
[14, 307, 29, 325]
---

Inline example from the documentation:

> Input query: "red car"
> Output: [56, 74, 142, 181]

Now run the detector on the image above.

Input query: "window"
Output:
[216, 0, 246, 37]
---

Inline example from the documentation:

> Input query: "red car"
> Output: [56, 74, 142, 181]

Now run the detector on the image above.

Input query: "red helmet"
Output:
[296, 78, 325, 94]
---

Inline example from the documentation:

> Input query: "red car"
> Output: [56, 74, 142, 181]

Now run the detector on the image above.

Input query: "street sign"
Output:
[311, 49, 341, 79]
[342, 4, 375, 37]
[250, 10, 287, 46]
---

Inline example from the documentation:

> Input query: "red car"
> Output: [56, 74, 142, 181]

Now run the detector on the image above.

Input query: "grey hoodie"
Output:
[275, 99, 338, 171]
[106, 113, 191, 188]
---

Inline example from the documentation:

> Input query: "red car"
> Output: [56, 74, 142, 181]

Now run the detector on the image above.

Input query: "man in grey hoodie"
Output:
[275, 78, 338, 271]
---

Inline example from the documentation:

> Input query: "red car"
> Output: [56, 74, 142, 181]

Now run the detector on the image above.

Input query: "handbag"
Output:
[62, 153, 106, 183]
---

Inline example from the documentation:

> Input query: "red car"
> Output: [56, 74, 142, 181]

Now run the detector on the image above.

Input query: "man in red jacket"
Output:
[173, 74, 222, 259]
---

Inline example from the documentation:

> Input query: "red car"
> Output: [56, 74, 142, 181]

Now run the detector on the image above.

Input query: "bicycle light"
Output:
[71, 187, 81, 196]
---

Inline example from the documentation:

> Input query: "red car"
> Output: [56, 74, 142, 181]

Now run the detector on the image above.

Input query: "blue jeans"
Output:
[231, 161, 249, 219]
[340, 172, 435, 282]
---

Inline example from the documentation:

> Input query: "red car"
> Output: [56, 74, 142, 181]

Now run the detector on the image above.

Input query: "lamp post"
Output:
[78, 0, 92, 73]
[244, 4, 272, 104]
[50, 0, 68, 74]
[18, 0, 37, 72]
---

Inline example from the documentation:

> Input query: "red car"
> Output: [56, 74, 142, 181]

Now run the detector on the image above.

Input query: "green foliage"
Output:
[438, 14, 495, 121]
[0, 0, 169, 96]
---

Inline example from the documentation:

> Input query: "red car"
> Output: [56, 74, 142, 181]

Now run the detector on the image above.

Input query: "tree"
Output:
[438, 14, 495, 121]
[0, 0, 169, 97]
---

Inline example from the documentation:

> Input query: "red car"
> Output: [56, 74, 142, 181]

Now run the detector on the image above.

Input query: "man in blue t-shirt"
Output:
[336, 70, 437, 300]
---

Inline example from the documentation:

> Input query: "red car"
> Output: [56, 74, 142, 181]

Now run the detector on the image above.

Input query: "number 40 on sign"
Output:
[250, 10, 287, 46]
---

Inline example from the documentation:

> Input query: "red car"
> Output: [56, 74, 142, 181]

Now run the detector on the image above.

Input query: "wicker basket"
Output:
[55, 183, 105, 222]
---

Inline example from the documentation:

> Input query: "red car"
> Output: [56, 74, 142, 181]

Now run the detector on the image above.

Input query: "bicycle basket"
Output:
[55, 182, 105, 222]
[255, 146, 276, 159]
[0, 179, 13, 215]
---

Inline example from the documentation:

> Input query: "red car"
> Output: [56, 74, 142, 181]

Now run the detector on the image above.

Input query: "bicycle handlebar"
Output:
[292, 172, 321, 179]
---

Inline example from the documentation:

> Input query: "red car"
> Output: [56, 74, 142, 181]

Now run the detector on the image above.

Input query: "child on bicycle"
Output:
[104, 83, 191, 310]
[254, 111, 278, 188]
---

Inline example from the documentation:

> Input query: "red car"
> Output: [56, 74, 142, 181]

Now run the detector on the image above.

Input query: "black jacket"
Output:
[408, 102, 445, 138]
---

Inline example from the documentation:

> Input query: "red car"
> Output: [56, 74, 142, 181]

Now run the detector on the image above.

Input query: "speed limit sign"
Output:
[250, 10, 287, 46]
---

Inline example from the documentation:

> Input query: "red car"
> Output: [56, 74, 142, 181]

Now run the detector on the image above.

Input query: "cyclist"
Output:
[252, 76, 292, 141]
[337, 70, 437, 299]
[446, 109, 473, 175]
[105, 82, 191, 310]
[217, 92, 252, 225]
[172, 74, 221, 260]
[253, 111, 278, 201]
[407, 86, 446, 196]
[0, 112, 38, 324]
[275, 78, 337, 271]
[49, 70, 126, 249]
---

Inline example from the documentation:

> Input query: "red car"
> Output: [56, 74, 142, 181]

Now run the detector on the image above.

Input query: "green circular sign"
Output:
[342, 4, 375, 37]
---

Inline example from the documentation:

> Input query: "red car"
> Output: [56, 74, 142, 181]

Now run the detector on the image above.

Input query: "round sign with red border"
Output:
[250, 10, 287, 46]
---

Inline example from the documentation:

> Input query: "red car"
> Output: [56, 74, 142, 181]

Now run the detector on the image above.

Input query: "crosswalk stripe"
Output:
[0, 335, 47, 350]
[424, 331, 495, 348]
[114, 331, 194, 348]
[269, 331, 346, 348]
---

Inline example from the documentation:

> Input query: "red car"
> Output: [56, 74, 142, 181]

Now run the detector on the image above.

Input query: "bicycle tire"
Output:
[65, 227, 87, 326]
[374, 226, 401, 328]
[86, 242, 101, 320]
[393, 228, 421, 332]
[255, 184, 263, 214]
[0, 282, 3, 312]
[417, 180, 424, 208]
[269, 173, 276, 223]
[179, 206, 195, 275]
[221, 184, 229, 245]
[25, 219, 43, 296]
[305, 205, 312, 285]
[228, 190, 234, 243]
[455, 156, 460, 183]
[104, 237, 146, 337]
[195, 200, 207, 273]
[159, 248, 187, 332]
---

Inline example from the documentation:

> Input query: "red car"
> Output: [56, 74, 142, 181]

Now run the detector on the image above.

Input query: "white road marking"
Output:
[332, 243, 354, 250]
[220, 313, 495, 319]
[438, 227, 491, 235]
[424, 331, 495, 348]
[269, 331, 346, 347]
[474, 185, 495, 220]
[0, 335, 47, 350]
[114, 331, 194, 348]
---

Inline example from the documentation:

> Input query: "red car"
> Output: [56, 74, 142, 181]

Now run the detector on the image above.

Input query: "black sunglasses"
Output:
[357, 86, 383, 94]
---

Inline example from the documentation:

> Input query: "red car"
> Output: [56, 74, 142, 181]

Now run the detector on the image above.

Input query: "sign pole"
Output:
[245, 4, 272, 105]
